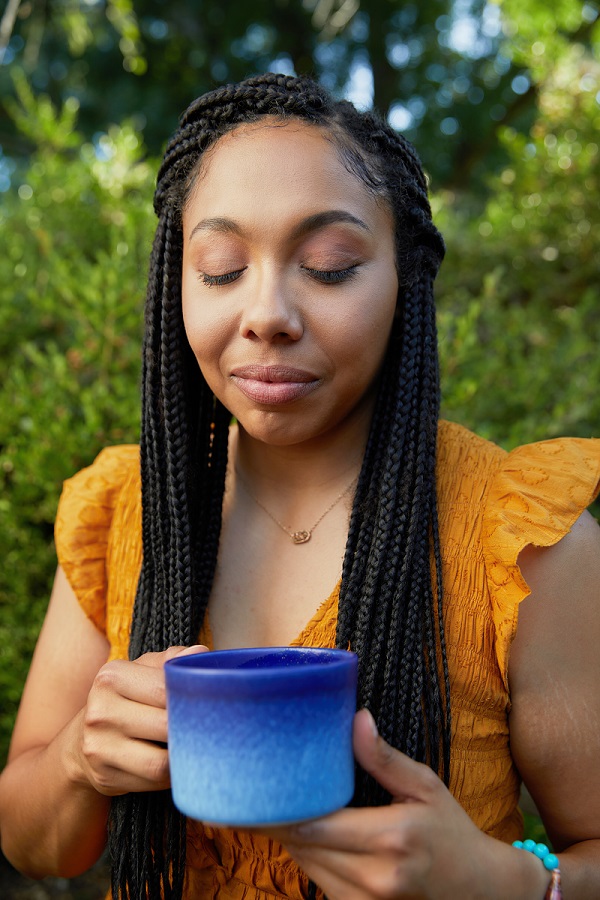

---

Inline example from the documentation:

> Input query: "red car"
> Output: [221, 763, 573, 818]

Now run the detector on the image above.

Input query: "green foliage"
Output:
[0, 89, 155, 762]
[0, 22, 598, 804]
[2, 0, 597, 190]
[436, 44, 600, 449]
[4, 68, 82, 153]
[523, 812, 550, 845]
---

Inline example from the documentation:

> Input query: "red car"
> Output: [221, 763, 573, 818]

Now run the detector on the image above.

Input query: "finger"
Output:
[92, 647, 207, 708]
[137, 644, 210, 668]
[268, 804, 403, 852]
[169, 644, 210, 658]
[87, 740, 171, 795]
[353, 708, 443, 803]
[288, 838, 424, 900]
[93, 660, 169, 709]
[286, 845, 352, 900]
[85, 687, 169, 744]
[284, 844, 373, 900]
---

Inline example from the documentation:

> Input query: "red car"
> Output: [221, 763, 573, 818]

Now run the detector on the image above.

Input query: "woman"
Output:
[1, 73, 599, 899]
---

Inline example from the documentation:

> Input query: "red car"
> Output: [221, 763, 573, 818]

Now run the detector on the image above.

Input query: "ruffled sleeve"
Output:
[54, 445, 139, 634]
[482, 437, 600, 689]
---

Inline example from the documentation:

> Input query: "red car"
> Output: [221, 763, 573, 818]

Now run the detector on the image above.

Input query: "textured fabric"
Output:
[54, 421, 600, 900]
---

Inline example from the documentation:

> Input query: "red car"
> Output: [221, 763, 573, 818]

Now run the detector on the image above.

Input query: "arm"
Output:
[0, 567, 111, 877]
[0, 566, 203, 879]
[267, 511, 600, 898]
[509, 509, 600, 896]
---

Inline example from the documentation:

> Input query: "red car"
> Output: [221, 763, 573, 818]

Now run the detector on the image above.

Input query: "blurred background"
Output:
[0, 0, 598, 895]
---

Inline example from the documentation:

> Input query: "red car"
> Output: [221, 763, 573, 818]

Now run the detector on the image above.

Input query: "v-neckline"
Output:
[200, 580, 341, 650]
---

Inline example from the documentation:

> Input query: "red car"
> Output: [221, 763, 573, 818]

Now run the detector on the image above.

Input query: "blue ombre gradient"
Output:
[165, 647, 358, 826]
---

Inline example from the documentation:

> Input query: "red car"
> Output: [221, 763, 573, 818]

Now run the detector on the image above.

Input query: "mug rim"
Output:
[165, 646, 357, 678]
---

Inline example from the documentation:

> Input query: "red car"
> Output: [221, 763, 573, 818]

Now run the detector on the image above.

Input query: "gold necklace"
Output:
[236, 470, 357, 544]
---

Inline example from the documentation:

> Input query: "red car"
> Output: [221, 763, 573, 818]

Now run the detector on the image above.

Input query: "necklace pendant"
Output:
[291, 530, 311, 544]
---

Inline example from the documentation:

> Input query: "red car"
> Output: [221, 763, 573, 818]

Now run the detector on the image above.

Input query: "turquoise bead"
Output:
[512, 839, 560, 874]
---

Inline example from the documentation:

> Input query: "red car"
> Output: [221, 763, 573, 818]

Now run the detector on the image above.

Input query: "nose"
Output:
[239, 269, 303, 343]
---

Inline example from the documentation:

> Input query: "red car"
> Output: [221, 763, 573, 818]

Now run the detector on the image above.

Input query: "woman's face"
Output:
[181, 119, 399, 448]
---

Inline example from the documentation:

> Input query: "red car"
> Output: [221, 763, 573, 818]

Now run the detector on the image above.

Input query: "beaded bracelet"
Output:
[512, 840, 563, 899]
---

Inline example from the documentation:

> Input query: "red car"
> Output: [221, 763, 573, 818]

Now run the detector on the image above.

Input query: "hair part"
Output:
[109, 72, 450, 900]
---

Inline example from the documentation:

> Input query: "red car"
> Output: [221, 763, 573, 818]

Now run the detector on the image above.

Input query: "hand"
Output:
[268, 709, 550, 900]
[73, 645, 208, 797]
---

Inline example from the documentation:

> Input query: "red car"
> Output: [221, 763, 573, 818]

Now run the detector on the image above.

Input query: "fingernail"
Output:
[291, 821, 314, 838]
[177, 644, 209, 655]
[362, 708, 379, 737]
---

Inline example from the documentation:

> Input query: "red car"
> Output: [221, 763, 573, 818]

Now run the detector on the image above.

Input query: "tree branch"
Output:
[0, 0, 22, 59]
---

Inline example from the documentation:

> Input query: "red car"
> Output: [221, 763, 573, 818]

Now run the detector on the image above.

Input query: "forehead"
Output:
[184, 119, 391, 231]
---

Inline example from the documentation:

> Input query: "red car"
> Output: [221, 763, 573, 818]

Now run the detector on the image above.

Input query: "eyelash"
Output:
[198, 264, 359, 288]
[200, 268, 246, 287]
[301, 265, 359, 285]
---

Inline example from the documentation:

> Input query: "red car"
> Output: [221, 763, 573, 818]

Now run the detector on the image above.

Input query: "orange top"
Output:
[55, 421, 600, 900]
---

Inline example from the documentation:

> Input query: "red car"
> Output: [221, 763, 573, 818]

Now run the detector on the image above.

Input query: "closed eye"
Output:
[301, 265, 359, 285]
[200, 267, 247, 287]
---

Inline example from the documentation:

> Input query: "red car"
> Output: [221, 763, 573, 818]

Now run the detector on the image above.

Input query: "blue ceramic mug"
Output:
[165, 646, 358, 826]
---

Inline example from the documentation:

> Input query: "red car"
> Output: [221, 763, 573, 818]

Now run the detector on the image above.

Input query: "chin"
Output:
[235, 411, 324, 447]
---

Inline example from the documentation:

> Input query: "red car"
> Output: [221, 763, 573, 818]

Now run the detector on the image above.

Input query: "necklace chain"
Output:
[236, 470, 357, 544]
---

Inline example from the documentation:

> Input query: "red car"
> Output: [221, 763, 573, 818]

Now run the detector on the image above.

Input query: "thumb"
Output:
[353, 708, 441, 803]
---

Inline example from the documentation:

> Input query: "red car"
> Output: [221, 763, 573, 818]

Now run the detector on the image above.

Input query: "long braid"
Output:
[108, 203, 229, 895]
[109, 72, 450, 898]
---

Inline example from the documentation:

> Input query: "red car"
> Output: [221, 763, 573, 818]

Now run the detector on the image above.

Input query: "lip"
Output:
[230, 365, 321, 405]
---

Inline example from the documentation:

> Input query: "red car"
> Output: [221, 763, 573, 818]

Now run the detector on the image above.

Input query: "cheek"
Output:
[181, 291, 232, 368]
[318, 309, 392, 399]
[335, 281, 397, 366]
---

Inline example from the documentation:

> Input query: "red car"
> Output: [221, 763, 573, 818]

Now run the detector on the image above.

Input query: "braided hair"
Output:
[108, 73, 450, 899]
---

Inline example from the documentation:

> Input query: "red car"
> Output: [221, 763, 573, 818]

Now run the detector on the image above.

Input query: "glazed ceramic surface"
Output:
[165, 647, 358, 826]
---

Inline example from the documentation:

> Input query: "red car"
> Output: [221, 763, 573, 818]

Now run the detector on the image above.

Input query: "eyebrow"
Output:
[188, 210, 371, 242]
[290, 210, 371, 239]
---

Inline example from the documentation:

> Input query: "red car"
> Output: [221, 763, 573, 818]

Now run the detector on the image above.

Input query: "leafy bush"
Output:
[0, 50, 598, 770]
[436, 45, 599, 451]
[0, 78, 155, 761]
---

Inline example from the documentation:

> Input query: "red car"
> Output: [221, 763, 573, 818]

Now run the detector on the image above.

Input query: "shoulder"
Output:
[437, 420, 600, 535]
[54, 445, 140, 633]
[510, 512, 600, 672]
[436, 420, 506, 505]
[55, 443, 140, 559]
[58, 445, 140, 507]
[56, 444, 139, 558]
[508, 510, 600, 847]
[437, 418, 600, 582]
[436, 421, 600, 687]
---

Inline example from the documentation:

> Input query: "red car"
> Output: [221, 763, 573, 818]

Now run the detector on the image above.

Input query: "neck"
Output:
[232, 404, 371, 495]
